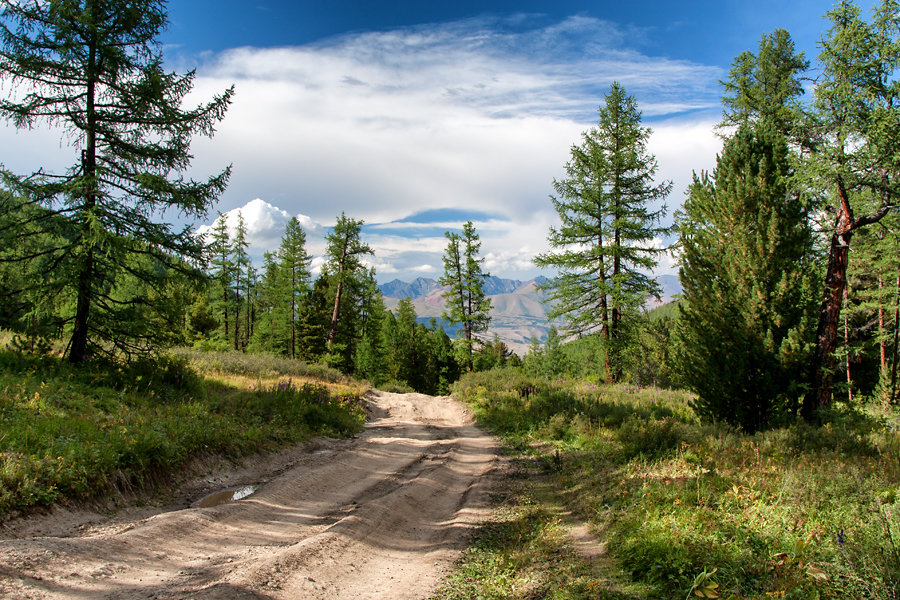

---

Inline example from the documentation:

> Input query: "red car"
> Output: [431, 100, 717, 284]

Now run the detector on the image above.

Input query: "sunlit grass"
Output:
[0, 345, 367, 518]
[450, 367, 900, 599]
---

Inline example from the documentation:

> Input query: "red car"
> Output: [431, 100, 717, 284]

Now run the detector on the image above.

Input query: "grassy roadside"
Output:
[0, 345, 367, 519]
[442, 369, 900, 600]
[431, 443, 649, 600]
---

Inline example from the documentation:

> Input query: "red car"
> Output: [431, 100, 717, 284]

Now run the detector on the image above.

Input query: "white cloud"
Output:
[1, 15, 725, 282]
[411, 264, 438, 273]
[195, 198, 327, 262]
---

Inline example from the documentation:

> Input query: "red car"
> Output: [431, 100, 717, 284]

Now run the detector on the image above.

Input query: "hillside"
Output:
[379, 275, 680, 356]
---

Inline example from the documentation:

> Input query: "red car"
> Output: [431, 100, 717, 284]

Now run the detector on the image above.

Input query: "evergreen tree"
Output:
[720, 28, 809, 138]
[279, 217, 312, 359]
[534, 82, 670, 382]
[248, 250, 286, 354]
[380, 309, 400, 382]
[440, 221, 492, 372]
[392, 297, 419, 388]
[354, 272, 388, 384]
[0, 0, 232, 362]
[185, 289, 218, 344]
[426, 320, 458, 395]
[208, 213, 234, 346]
[300, 276, 332, 361]
[802, 0, 900, 417]
[676, 122, 817, 431]
[323, 213, 373, 357]
[230, 212, 250, 351]
[0, 189, 68, 344]
[843, 207, 900, 401]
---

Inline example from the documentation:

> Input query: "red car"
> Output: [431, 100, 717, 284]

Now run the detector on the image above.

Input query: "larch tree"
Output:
[720, 28, 810, 139]
[230, 211, 250, 351]
[353, 270, 387, 384]
[845, 210, 900, 402]
[324, 213, 373, 358]
[250, 250, 285, 354]
[440, 220, 492, 373]
[0, 0, 233, 363]
[534, 82, 670, 382]
[279, 216, 312, 359]
[802, 0, 900, 418]
[207, 213, 234, 345]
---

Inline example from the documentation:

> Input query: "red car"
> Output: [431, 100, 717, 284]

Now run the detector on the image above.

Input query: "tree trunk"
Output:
[68, 26, 98, 364]
[290, 270, 296, 360]
[233, 303, 240, 351]
[804, 177, 898, 418]
[802, 210, 852, 418]
[878, 273, 887, 372]
[223, 287, 229, 339]
[597, 225, 611, 383]
[327, 247, 347, 350]
[891, 268, 900, 403]
[844, 288, 853, 403]
[69, 246, 93, 363]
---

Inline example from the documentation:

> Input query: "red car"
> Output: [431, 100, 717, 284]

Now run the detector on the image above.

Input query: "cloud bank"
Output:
[1, 15, 724, 281]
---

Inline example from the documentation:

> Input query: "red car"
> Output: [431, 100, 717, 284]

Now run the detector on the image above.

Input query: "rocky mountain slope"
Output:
[378, 274, 680, 356]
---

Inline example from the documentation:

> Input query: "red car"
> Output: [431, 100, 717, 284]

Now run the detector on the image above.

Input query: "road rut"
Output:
[0, 391, 499, 599]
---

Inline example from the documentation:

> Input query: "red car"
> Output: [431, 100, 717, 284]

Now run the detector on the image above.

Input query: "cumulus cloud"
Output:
[195, 198, 327, 262]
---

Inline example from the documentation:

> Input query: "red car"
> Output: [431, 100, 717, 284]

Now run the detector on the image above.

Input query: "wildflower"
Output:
[837, 529, 844, 546]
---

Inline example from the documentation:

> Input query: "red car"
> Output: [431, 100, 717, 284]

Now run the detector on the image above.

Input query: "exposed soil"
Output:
[0, 391, 500, 599]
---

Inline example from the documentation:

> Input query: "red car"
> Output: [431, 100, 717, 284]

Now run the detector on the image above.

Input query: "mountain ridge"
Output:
[378, 274, 680, 356]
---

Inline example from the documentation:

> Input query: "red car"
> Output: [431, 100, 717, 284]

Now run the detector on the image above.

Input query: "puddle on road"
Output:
[195, 485, 258, 508]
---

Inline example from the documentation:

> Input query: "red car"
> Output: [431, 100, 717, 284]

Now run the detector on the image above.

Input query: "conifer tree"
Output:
[843, 207, 900, 401]
[249, 250, 285, 354]
[440, 221, 492, 372]
[231, 212, 250, 351]
[0, 0, 232, 362]
[534, 82, 670, 382]
[802, 0, 900, 416]
[324, 213, 372, 369]
[208, 213, 234, 345]
[393, 297, 419, 387]
[354, 272, 388, 384]
[281, 217, 312, 359]
[0, 189, 68, 343]
[720, 28, 809, 139]
[676, 122, 817, 431]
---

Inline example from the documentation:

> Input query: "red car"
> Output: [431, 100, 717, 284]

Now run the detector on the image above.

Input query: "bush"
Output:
[616, 415, 685, 460]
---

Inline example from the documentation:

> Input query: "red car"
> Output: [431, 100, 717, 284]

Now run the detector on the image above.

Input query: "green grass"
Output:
[431, 446, 648, 600]
[449, 368, 900, 600]
[0, 346, 367, 518]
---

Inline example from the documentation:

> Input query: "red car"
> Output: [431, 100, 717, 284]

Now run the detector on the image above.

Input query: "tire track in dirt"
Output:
[0, 391, 499, 599]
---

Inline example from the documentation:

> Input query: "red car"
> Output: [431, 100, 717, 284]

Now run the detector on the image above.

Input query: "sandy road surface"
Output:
[0, 391, 499, 599]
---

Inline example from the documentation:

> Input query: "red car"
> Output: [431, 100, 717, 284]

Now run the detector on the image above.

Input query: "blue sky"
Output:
[3, 1, 836, 282]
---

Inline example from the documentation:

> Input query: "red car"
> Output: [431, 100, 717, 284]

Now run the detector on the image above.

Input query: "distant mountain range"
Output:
[378, 274, 680, 356]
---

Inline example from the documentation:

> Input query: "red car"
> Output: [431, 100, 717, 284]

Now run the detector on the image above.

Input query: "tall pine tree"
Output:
[802, 0, 900, 416]
[279, 216, 312, 359]
[534, 82, 670, 382]
[440, 221, 492, 373]
[0, 0, 232, 362]
[323, 213, 372, 368]
[676, 121, 817, 431]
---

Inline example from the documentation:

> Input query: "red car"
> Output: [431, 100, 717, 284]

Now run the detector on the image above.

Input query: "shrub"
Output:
[616, 415, 685, 460]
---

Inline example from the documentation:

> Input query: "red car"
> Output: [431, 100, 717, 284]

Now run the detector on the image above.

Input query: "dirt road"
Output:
[0, 391, 499, 599]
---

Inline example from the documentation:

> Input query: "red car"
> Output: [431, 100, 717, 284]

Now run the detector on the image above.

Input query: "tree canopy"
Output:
[0, 0, 233, 362]
[535, 82, 670, 381]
